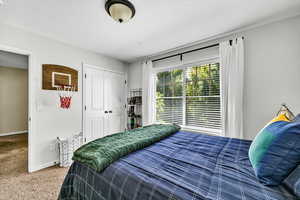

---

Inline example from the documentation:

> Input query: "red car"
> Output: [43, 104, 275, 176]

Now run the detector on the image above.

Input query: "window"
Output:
[155, 62, 221, 133]
[156, 69, 183, 125]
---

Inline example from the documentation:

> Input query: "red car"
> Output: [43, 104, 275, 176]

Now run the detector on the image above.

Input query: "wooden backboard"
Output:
[42, 64, 78, 91]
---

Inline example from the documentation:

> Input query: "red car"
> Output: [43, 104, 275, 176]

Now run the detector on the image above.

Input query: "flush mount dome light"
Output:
[105, 0, 135, 23]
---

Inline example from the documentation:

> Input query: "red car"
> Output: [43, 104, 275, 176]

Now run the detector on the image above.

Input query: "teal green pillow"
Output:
[249, 114, 300, 185]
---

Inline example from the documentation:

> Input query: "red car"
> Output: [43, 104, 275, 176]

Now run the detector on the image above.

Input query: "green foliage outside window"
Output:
[186, 63, 220, 96]
[155, 63, 221, 129]
[156, 69, 183, 97]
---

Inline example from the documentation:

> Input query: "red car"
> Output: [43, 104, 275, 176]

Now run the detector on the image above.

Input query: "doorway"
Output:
[0, 46, 33, 174]
[82, 64, 126, 143]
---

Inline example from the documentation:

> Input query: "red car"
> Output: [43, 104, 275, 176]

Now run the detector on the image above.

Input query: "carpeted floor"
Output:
[0, 134, 68, 200]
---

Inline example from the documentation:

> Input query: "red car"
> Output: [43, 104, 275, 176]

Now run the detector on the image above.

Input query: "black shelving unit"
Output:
[127, 88, 142, 130]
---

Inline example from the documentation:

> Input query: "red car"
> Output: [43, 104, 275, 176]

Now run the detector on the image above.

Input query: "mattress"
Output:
[59, 131, 296, 200]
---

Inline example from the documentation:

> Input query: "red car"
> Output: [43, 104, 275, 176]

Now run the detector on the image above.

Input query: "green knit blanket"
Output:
[72, 124, 180, 172]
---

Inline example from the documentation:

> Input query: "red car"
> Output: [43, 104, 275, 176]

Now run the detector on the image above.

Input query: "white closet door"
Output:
[83, 65, 125, 142]
[84, 67, 107, 142]
[104, 72, 125, 134]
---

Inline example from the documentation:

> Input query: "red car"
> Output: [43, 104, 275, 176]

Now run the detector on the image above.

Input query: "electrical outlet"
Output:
[54, 142, 59, 152]
[50, 141, 58, 152]
[50, 143, 55, 151]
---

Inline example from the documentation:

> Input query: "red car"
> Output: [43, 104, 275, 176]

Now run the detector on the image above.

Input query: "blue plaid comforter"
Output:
[59, 131, 296, 200]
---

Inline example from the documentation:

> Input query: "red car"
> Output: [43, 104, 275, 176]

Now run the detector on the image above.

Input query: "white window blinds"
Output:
[155, 62, 221, 132]
[156, 69, 184, 125]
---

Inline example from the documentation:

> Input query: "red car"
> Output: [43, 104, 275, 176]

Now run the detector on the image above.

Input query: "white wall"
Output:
[242, 15, 300, 140]
[0, 23, 127, 171]
[128, 61, 143, 90]
[127, 15, 300, 140]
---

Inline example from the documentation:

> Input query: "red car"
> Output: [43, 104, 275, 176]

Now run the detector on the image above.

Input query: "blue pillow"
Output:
[284, 165, 300, 197]
[249, 114, 300, 185]
[282, 114, 300, 197]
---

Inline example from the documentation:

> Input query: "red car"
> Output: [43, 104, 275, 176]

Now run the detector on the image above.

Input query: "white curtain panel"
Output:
[220, 37, 244, 139]
[142, 60, 155, 126]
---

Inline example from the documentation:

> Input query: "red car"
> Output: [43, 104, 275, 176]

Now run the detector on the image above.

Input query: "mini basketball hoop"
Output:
[57, 85, 75, 109]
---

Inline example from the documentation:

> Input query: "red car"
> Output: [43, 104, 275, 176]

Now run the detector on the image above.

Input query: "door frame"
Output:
[0, 44, 35, 173]
[82, 63, 127, 142]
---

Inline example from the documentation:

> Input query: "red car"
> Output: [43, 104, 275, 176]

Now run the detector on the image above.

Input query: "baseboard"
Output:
[0, 130, 28, 136]
[30, 160, 59, 172]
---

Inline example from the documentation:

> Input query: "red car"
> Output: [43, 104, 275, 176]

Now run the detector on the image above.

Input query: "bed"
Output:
[58, 131, 296, 200]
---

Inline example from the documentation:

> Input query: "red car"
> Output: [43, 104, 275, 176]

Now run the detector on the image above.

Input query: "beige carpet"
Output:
[0, 134, 68, 200]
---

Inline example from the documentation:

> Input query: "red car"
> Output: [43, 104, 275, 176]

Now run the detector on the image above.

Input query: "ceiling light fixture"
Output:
[105, 0, 135, 23]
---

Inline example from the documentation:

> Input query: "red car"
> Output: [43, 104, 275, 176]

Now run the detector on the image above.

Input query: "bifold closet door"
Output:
[84, 66, 125, 143]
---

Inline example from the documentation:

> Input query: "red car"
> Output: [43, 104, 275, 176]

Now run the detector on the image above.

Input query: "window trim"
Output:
[154, 57, 223, 135]
[181, 125, 222, 135]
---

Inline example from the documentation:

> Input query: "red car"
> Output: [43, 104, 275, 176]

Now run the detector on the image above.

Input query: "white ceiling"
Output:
[0, 0, 300, 62]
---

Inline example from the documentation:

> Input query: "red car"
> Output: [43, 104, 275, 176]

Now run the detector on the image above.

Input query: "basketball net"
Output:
[57, 85, 75, 109]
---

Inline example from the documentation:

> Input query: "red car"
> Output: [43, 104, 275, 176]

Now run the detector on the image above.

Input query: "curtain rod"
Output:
[152, 43, 219, 63]
[151, 36, 244, 63]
